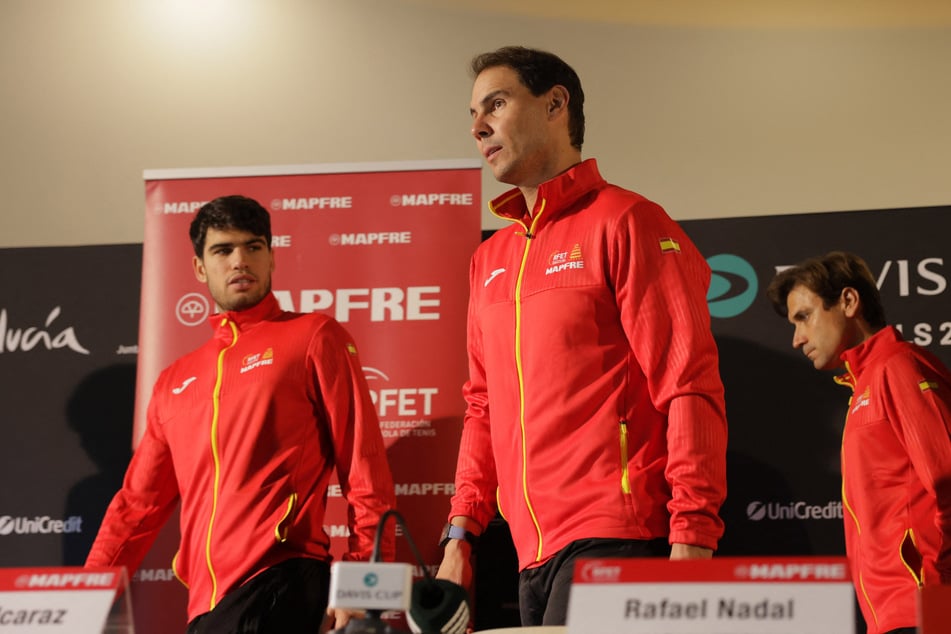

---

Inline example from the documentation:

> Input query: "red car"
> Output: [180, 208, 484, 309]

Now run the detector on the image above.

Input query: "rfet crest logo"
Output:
[706, 254, 758, 319]
[579, 560, 622, 583]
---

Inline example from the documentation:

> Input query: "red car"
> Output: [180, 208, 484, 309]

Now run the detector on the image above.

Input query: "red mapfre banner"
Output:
[131, 160, 481, 632]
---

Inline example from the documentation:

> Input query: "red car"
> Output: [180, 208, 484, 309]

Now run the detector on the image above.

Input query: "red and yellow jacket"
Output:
[449, 159, 727, 570]
[837, 326, 951, 634]
[86, 293, 395, 619]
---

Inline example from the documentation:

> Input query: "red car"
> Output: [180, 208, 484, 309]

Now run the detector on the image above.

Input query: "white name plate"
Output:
[0, 567, 130, 633]
[566, 556, 854, 634]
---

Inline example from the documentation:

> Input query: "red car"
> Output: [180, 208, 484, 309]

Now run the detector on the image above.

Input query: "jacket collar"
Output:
[209, 292, 283, 336]
[488, 158, 606, 231]
[835, 325, 900, 390]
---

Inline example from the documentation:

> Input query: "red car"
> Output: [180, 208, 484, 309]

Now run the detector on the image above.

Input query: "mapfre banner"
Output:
[135, 160, 481, 632]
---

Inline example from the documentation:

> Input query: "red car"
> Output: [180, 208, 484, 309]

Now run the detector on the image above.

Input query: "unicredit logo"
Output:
[0, 515, 83, 535]
[706, 254, 758, 319]
[746, 501, 843, 521]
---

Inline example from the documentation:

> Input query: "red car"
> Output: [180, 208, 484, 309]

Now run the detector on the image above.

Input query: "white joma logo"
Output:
[484, 268, 506, 288]
[172, 377, 197, 395]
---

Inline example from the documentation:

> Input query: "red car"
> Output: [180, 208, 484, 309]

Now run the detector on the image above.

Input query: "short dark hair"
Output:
[471, 46, 586, 150]
[766, 251, 886, 329]
[189, 195, 272, 257]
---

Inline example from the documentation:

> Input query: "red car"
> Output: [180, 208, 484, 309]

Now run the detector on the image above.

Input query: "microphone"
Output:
[407, 577, 469, 634]
[330, 510, 470, 634]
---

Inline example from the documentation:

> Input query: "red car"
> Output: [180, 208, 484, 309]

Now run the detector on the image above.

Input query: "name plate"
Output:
[0, 567, 130, 633]
[566, 556, 854, 634]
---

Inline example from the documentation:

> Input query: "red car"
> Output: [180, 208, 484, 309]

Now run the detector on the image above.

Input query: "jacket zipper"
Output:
[205, 317, 239, 610]
[619, 420, 631, 494]
[515, 200, 546, 562]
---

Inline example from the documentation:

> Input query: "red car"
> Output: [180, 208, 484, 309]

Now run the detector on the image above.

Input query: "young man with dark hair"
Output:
[437, 46, 729, 626]
[768, 250, 951, 634]
[86, 195, 396, 633]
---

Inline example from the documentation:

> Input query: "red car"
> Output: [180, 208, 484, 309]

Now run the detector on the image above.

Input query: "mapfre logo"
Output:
[390, 193, 474, 207]
[133, 568, 176, 582]
[240, 348, 274, 374]
[17, 572, 115, 589]
[176, 293, 210, 327]
[329, 231, 412, 246]
[579, 560, 622, 583]
[270, 197, 352, 211]
[157, 201, 207, 215]
[738, 561, 848, 581]
[545, 244, 584, 275]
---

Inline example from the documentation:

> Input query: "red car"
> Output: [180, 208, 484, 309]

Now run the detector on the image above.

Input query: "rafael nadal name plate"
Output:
[565, 556, 854, 634]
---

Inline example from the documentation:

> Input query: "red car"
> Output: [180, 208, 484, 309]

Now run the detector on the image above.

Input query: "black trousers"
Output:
[185, 557, 331, 634]
[517, 537, 669, 626]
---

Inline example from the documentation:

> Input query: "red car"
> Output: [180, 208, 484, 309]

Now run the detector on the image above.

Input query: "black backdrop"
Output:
[2, 205, 949, 632]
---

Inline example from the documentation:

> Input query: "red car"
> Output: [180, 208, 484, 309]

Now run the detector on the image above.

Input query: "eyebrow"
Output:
[207, 237, 268, 251]
[470, 89, 509, 116]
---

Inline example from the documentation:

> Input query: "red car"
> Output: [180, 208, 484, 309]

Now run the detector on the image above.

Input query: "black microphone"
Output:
[330, 510, 470, 634]
[407, 577, 469, 634]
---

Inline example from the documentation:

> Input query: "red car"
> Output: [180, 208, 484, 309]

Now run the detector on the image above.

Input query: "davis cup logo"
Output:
[707, 254, 758, 319]
[579, 560, 621, 583]
[176, 293, 210, 327]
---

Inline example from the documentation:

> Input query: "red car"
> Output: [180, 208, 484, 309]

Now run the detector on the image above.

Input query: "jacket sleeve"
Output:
[610, 199, 728, 550]
[448, 254, 499, 529]
[310, 319, 397, 561]
[84, 386, 180, 573]
[881, 354, 951, 583]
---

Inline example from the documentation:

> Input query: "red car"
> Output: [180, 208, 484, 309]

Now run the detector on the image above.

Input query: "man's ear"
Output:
[547, 85, 569, 117]
[841, 287, 861, 318]
[193, 255, 208, 283]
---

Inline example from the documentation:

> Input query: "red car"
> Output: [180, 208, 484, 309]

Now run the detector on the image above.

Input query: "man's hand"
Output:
[436, 539, 473, 589]
[670, 543, 713, 560]
[322, 607, 363, 632]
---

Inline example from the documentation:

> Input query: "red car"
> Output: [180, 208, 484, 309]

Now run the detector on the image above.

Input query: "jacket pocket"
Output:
[899, 528, 924, 587]
[274, 492, 298, 543]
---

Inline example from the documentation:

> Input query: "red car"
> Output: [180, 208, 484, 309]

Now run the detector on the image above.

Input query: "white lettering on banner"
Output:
[324, 525, 352, 538]
[393, 193, 473, 207]
[0, 308, 90, 355]
[273, 287, 440, 322]
[394, 483, 455, 496]
[778, 258, 948, 297]
[161, 201, 206, 214]
[134, 569, 175, 582]
[745, 562, 848, 581]
[24, 572, 114, 589]
[0, 516, 83, 536]
[273, 197, 353, 210]
[370, 388, 438, 418]
[272, 235, 292, 247]
[877, 258, 947, 296]
[895, 321, 951, 347]
[332, 232, 412, 246]
[115, 344, 138, 355]
[745, 501, 842, 522]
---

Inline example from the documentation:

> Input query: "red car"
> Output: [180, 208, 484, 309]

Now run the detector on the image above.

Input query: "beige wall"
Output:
[1, 0, 949, 248]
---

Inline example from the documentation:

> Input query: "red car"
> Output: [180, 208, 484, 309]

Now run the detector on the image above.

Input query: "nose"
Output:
[471, 114, 491, 141]
[229, 248, 249, 269]
[791, 327, 806, 349]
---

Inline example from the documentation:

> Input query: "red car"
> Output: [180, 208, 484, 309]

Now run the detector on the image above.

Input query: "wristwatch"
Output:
[439, 523, 478, 548]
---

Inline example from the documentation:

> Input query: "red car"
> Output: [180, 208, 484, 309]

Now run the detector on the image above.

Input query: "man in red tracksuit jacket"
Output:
[436, 46, 729, 626]
[86, 195, 396, 633]
[768, 251, 951, 634]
